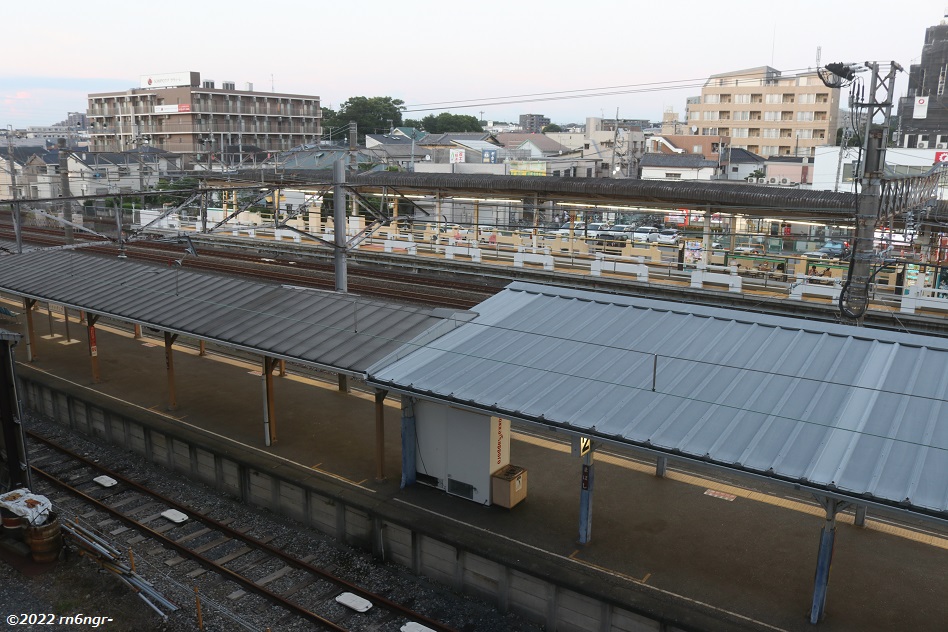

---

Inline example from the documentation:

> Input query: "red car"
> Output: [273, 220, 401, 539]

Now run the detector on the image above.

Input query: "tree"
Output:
[417, 112, 484, 134]
[323, 97, 405, 141]
[542, 124, 563, 133]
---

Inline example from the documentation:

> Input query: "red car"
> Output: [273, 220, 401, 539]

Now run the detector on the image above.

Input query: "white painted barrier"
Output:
[383, 240, 418, 255]
[231, 228, 256, 238]
[590, 255, 649, 281]
[899, 282, 948, 314]
[690, 264, 741, 293]
[514, 252, 554, 271]
[789, 274, 842, 301]
[274, 229, 302, 243]
[444, 245, 482, 263]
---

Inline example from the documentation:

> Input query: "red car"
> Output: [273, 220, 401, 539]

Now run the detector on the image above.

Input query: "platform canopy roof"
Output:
[0, 250, 469, 376]
[368, 281, 948, 521]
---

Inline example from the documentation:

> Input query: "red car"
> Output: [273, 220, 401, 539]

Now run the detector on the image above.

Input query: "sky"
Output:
[0, 0, 943, 129]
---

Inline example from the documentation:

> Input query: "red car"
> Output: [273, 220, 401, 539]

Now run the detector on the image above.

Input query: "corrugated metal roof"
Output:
[368, 282, 948, 519]
[0, 250, 460, 376]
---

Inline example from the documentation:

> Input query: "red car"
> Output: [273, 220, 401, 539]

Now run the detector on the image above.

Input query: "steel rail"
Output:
[27, 430, 459, 632]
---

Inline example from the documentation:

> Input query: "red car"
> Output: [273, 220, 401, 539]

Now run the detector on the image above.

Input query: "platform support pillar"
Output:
[63, 307, 72, 342]
[163, 331, 178, 410]
[579, 448, 595, 544]
[854, 505, 867, 527]
[23, 298, 36, 362]
[279, 359, 286, 377]
[262, 357, 277, 446]
[133, 323, 142, 339]
[400, 396, 417, 489]
[338, 373, 348, 393]
[656, 455, 668, 478]
[87, 314, 100, 383]
[810, 497, 849, 624]
[374, 389, 388, 482]
[198, 339, 206, 356]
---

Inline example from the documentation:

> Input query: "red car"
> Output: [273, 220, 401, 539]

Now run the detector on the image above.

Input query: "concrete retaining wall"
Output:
[19, 373, 711, 632]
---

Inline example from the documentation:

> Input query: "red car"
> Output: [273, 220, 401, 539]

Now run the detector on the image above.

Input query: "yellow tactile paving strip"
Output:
[514, 431, 948, 551]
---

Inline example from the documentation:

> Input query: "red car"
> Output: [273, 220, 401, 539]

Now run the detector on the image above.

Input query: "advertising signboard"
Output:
[140, 72, 199, 89]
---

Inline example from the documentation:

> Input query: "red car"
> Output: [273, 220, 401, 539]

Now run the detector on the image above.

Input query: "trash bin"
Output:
[491, 465, 527, 509]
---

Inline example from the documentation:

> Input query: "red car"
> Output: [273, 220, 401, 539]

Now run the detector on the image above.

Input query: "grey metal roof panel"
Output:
[368, 282, 948, 517]
[0, 250, 455, 375]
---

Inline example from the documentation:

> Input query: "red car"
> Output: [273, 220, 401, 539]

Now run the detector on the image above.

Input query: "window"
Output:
[703, 111, 718, 120]
[765, 94, 781, 104]
[732, 128, 749, 138]
[760, 145, 779, 157]
[586, 167, 592, 177]
[733, 111, 750, 120]
[734, 94, 751, 104]
[797, 111, 815, 122]
[704, 94, 720, 104]
[939, 64, 947, 96]
[797, 129, 813, 139]
[689, 111, 700, 120]
[799, 94, 816, 104]
[665, 172, 682, 179]
[764, 111, 780, 121]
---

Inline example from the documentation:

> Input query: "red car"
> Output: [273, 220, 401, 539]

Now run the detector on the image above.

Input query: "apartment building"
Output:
[519, 113, 550, 133]
[687, 66, 840, 158]
[87, 71, 321, 160]
[896, 12, 948, 148]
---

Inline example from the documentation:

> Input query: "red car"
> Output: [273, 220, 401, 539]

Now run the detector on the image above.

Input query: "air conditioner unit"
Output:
[780, 178, 789, 184]
[917, 141, 929, 149]
[768, 177, 777, 183]
[757, 177, 766, 183]
[937, 143, 947, 149]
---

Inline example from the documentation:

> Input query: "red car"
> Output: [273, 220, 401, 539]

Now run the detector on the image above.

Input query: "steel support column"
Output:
[338, 374, 348, 393]
[87, 314, 100, 383]
[400, 396, 417, 489]
[163, 331, 178, 410]
[810, 497, 849, 624]
[374, 389, 389, 481]
[579, 448, 595, 544]
[262, 357, 277, 446]
[22, 298, 36, 362]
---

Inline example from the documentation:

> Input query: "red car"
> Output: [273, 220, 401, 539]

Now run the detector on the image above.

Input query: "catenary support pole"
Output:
[333, 158, 347, 292]
[22, 298, 36, 362]
[400, 396, 417, 489]
[87, 314, 100, 383]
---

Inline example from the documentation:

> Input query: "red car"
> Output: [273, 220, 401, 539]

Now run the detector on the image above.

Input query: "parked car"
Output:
[733, 245, 763, 255]
[657, 228, 681, 244]
[579, 222, 613, 239]
[818, 240, 851, 259]
[632, 226, 661, 242]
[555, 222, 585, 236]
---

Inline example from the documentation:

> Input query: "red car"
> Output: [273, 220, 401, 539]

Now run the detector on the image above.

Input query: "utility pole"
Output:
[57, 138, 73, 244]
[838, 61, 901, 323]
[6, 125, 22, 254]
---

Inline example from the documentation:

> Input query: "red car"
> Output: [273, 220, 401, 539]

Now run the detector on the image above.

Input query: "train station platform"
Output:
[3, 298, 948, 632]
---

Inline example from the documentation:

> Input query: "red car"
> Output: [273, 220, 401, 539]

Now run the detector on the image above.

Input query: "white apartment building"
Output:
[688, 66, 840, 158]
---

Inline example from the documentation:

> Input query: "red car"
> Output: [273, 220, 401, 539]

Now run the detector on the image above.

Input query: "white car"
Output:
[734, 245, 763, 255]
[657, 229, 681, 244]
[632, 226, 661, 242]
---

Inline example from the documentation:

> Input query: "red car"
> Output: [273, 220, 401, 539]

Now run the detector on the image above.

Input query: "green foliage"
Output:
[417, 112, 483, 134]
[542, 124, 563, 133]
[322, 96, 405, 141]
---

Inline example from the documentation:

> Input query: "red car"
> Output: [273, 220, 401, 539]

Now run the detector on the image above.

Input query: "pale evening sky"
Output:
[0, 0, 942, 129]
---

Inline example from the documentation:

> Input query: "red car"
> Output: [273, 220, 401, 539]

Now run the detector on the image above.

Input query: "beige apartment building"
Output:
[687, 66, 840, 158]
[87, 71, 321, 160]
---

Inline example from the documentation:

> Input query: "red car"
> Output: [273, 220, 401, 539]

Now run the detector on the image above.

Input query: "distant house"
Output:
[640, 153, 719, 181]
[762, 156, 812, 186]
[494, 133, 568, 158]
[720, 148, 766, 181]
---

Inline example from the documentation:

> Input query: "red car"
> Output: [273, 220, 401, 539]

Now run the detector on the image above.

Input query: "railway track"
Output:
[0, 224, 493, 310]
[25, 429, 460, 632]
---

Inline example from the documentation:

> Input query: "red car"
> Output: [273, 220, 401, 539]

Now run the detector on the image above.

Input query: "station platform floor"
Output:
[2, 299, 947, 632]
